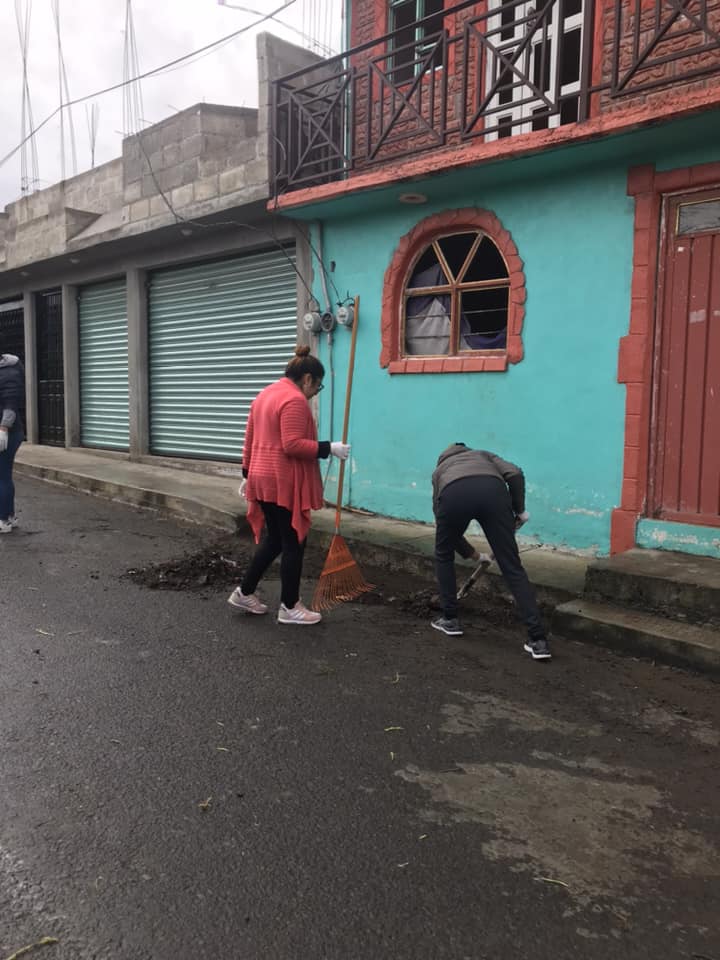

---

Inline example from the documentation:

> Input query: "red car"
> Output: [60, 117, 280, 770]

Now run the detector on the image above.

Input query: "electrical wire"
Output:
[0, 0, 298, 173]
[136, 124, 346, 494]
[134, 124, 315, 302]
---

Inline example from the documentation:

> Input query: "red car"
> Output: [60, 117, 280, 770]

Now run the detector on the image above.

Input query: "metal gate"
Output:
[79, 279, 129, 450]
[0, 299, 26, 431]
[148, 247, 298, 460]
[36, 290, 64, 446]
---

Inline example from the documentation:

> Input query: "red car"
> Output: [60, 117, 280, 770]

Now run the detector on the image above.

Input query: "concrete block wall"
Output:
[0, 99, 274, 271]
[121, 104, 266, 221]
[1, 158, 124, 270]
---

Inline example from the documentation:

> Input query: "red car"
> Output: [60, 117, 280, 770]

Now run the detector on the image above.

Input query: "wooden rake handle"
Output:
[334, 295, 360, 533]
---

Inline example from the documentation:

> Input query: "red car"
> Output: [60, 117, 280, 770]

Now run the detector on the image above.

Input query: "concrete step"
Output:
[553, 599, 720, 674]
[585, 548, 720, 626]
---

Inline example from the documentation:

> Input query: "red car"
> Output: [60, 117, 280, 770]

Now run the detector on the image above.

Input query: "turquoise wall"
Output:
[298, 113, 720, 555]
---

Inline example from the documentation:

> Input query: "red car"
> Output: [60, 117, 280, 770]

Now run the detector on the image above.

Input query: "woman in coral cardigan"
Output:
[228, 346, 350, 625]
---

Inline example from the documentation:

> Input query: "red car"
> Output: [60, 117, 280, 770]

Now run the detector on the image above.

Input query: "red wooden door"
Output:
[651, 190, 720, 527]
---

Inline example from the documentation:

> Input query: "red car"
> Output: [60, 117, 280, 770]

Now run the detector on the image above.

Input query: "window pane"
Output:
[408, 244, 448, 287]
[462, 236, 509, 282]
[423, 0, 445, 31]
[390, 0, 420, 84]
[531, 106, 550, 131]
[497, 66, 514, 106]
[404, 293, 451, 355]
[498, 115, 513, 138]
[459, 287, 508, 350]
[420, 0, 445, 70]
[677, 199, 720, 235]
[560, 28, 581, 86]
[560, 96, 579, 124]
[561, 0, 583, 19]
[532, 38, 552, 94]
[500, 0, 516, 41]
[438, 233, 477, 279]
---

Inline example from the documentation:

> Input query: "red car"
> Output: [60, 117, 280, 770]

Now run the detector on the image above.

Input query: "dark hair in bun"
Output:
[285, 344, 325, 383]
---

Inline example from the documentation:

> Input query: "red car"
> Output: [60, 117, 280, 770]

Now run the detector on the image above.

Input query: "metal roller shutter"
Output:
[79, 279, 129, 450]
[148, 246, 297, 461]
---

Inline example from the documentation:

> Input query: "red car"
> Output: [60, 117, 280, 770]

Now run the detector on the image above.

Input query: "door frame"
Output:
[611, 159, 720, 554]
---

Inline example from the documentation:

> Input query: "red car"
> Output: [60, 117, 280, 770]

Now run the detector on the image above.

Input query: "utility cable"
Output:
[0, 0, 297, 173]
[136, 123, 347, 495]
[134, 124, 315, 302]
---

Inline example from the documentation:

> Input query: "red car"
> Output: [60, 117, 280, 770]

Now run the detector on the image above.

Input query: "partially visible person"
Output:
[0, 353, 25, 534]
[431, 442, 551, 660]
[228, 346, 350, 625]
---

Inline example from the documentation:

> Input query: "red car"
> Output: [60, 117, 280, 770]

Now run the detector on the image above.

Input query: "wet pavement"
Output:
[1, 478, 719, 960]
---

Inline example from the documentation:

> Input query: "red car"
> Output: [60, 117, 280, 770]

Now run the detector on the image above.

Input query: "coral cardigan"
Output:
[242, 377, 324, 543]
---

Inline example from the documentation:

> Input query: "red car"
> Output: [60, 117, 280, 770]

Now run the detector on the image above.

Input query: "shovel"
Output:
[456, 553, 494, 600]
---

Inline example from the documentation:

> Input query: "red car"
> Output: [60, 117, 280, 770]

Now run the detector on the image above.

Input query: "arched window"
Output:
[381, 208, 526, 373]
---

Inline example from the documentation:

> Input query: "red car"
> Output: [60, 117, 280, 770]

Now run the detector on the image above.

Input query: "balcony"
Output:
[270, 0, 720, 196]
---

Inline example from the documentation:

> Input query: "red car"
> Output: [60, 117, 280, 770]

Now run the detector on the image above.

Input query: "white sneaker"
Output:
[227, 587, 268, 615]
[0, 519, 13, 534]
[8, 515, 18, 528]
[277, 601, 322, 625]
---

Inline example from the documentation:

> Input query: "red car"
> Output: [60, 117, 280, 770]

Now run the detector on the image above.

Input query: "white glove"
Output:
[330, 441, 351, 460]
[0, 429, 7, 453]
[238, 478, 247, 499]
[515, 510, 530, 530]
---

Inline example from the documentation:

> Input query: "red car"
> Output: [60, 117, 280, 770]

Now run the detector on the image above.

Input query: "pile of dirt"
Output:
[124, 533, 520, 627]
[125, 538, 253, 590]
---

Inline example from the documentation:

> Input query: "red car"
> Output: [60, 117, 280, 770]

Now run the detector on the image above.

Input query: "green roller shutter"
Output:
[148, 246, 297, 461]
[79, 279, 129, 451]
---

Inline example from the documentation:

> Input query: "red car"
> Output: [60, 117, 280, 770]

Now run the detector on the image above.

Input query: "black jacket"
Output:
[0, 355, 26, 432]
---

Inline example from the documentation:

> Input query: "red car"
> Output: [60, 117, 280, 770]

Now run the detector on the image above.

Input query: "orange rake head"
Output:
[312, 533, 374, 611]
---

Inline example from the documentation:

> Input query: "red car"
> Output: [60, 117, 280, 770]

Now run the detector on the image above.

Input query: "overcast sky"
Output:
[0, 0, 341, 208]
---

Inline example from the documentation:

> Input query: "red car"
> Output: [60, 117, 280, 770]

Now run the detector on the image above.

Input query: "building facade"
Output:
[0, 36, 314, 467]
[267, 1, 720, 557]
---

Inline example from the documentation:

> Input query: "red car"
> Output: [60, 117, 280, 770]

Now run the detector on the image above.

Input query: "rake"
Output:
[312, 296, 373, 611]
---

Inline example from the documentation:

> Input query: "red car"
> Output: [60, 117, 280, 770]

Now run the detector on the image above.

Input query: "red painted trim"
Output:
[270, 86, 720, 213]
[380, 206, 525, 372]
[611, 159, 720, 554]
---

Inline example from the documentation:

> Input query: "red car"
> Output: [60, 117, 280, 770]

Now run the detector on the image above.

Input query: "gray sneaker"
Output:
[524, 638, 552, 660]
[431, 617, 463, 636]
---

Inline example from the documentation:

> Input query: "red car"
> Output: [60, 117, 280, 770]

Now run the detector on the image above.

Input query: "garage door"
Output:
[148, 246, 297, 461]
[79, 279, 129, 450]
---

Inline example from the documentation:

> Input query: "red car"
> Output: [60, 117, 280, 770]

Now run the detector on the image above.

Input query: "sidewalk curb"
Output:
[15, 459, 245, 534]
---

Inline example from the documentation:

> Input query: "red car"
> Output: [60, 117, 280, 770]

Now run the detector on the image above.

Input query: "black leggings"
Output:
[241, 502, 307, 608]
[435, 475, 546, 641]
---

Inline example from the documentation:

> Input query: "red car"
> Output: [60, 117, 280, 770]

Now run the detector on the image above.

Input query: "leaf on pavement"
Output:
[4, 937, 59, 960]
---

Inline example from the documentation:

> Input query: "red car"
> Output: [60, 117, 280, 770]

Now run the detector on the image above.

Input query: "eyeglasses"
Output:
[316, 382, 325, 391]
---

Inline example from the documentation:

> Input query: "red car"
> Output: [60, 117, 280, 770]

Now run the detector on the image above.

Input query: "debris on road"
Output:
[3, 937, 59, 960]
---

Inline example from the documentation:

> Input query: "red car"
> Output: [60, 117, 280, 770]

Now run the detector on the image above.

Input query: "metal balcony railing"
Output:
[271, 0, 720, 193]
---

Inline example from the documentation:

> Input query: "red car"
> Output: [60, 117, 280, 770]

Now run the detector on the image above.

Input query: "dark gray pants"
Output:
[434, 475, 545, 641]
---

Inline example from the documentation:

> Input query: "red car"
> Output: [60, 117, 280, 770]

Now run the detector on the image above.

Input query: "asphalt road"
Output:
[1, 478, 719, 960]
